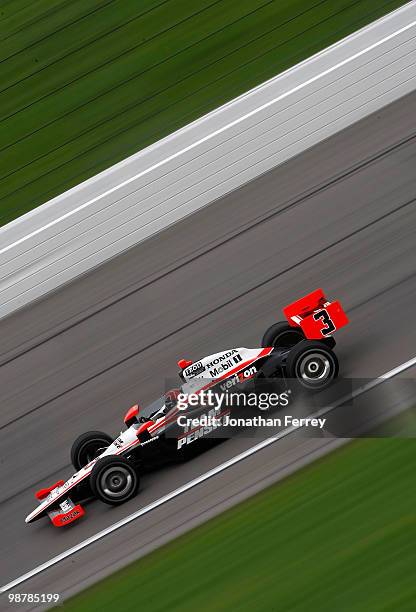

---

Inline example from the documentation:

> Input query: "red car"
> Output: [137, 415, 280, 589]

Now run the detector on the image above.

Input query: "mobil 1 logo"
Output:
[208, 350, 242, 377]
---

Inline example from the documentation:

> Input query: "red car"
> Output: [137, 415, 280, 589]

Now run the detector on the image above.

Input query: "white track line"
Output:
[1, 15, 416, 256]
[1, 354, 415, 593]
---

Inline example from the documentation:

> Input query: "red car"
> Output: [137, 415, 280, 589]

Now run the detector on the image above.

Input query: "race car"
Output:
[25, 289, 348, 527]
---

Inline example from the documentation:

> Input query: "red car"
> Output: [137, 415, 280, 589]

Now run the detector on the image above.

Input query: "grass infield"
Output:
[62, 437, 416, 611]
[0, 0, 407, 226]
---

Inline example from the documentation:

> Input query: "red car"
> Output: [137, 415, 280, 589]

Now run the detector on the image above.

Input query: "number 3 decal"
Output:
[313, 309, 336, 336]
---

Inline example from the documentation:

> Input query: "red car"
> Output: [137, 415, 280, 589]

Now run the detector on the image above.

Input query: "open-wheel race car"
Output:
[25, 289, 348, 527]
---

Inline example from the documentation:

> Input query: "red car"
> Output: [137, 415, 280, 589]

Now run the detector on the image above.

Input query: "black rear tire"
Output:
[90, 456, 139, 505]
[286, 340, 339, 390]
[262, 321, 305, 349]
[71, 431, 113, 471]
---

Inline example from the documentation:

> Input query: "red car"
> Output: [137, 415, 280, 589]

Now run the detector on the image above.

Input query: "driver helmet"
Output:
[165, 388, 181, 411]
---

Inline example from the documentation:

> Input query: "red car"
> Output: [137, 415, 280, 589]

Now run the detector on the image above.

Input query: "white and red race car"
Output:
[25, 289, 348, 528]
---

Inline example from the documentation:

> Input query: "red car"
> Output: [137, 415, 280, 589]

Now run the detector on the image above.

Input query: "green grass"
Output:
[62, 438, 416, 612]
[0, 0, 407, 226]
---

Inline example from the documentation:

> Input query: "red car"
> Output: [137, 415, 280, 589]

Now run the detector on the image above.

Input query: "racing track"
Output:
[1, 90, 416, 603]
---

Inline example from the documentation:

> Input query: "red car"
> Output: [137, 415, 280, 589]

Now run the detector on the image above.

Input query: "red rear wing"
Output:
[283, 288, 349, 339]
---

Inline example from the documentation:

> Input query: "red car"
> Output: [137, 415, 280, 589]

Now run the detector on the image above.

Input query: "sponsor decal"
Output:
[207, 350, 241, 377]
[60, 509, 81, 523]
[47, 480, 67, 501]
[184, 361, 205, 378]
[140, 435, 160, 446]
[219, 366, 257, 391]
[113, 436, 123, 449]
[206, 349, 239, 368]
[177, 408, 230, 448]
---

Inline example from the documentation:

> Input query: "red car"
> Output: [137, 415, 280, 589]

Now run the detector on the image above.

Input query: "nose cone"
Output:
[25, 506, 40, 523]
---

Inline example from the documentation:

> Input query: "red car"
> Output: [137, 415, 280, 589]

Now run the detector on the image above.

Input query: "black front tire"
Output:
[262, 321, 305, 349]
[71, 431, 113, 471]
[90, 456, 139, 505]
[285, 340, 339, 390]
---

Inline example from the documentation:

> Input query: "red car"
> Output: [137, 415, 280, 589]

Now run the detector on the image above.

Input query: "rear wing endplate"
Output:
[283, 288, 349, 340]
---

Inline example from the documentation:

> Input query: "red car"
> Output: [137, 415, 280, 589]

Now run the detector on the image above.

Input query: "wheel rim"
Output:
[100, 466, 135, 499]
[297, 351, 332, 386]
[273, 329, 304, 349]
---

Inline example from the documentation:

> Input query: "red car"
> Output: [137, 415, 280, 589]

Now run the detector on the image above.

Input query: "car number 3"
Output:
[313, 309, 336, 336]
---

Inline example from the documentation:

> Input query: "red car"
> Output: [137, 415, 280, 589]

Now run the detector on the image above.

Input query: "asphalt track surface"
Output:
[1, 90, 416, 605]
